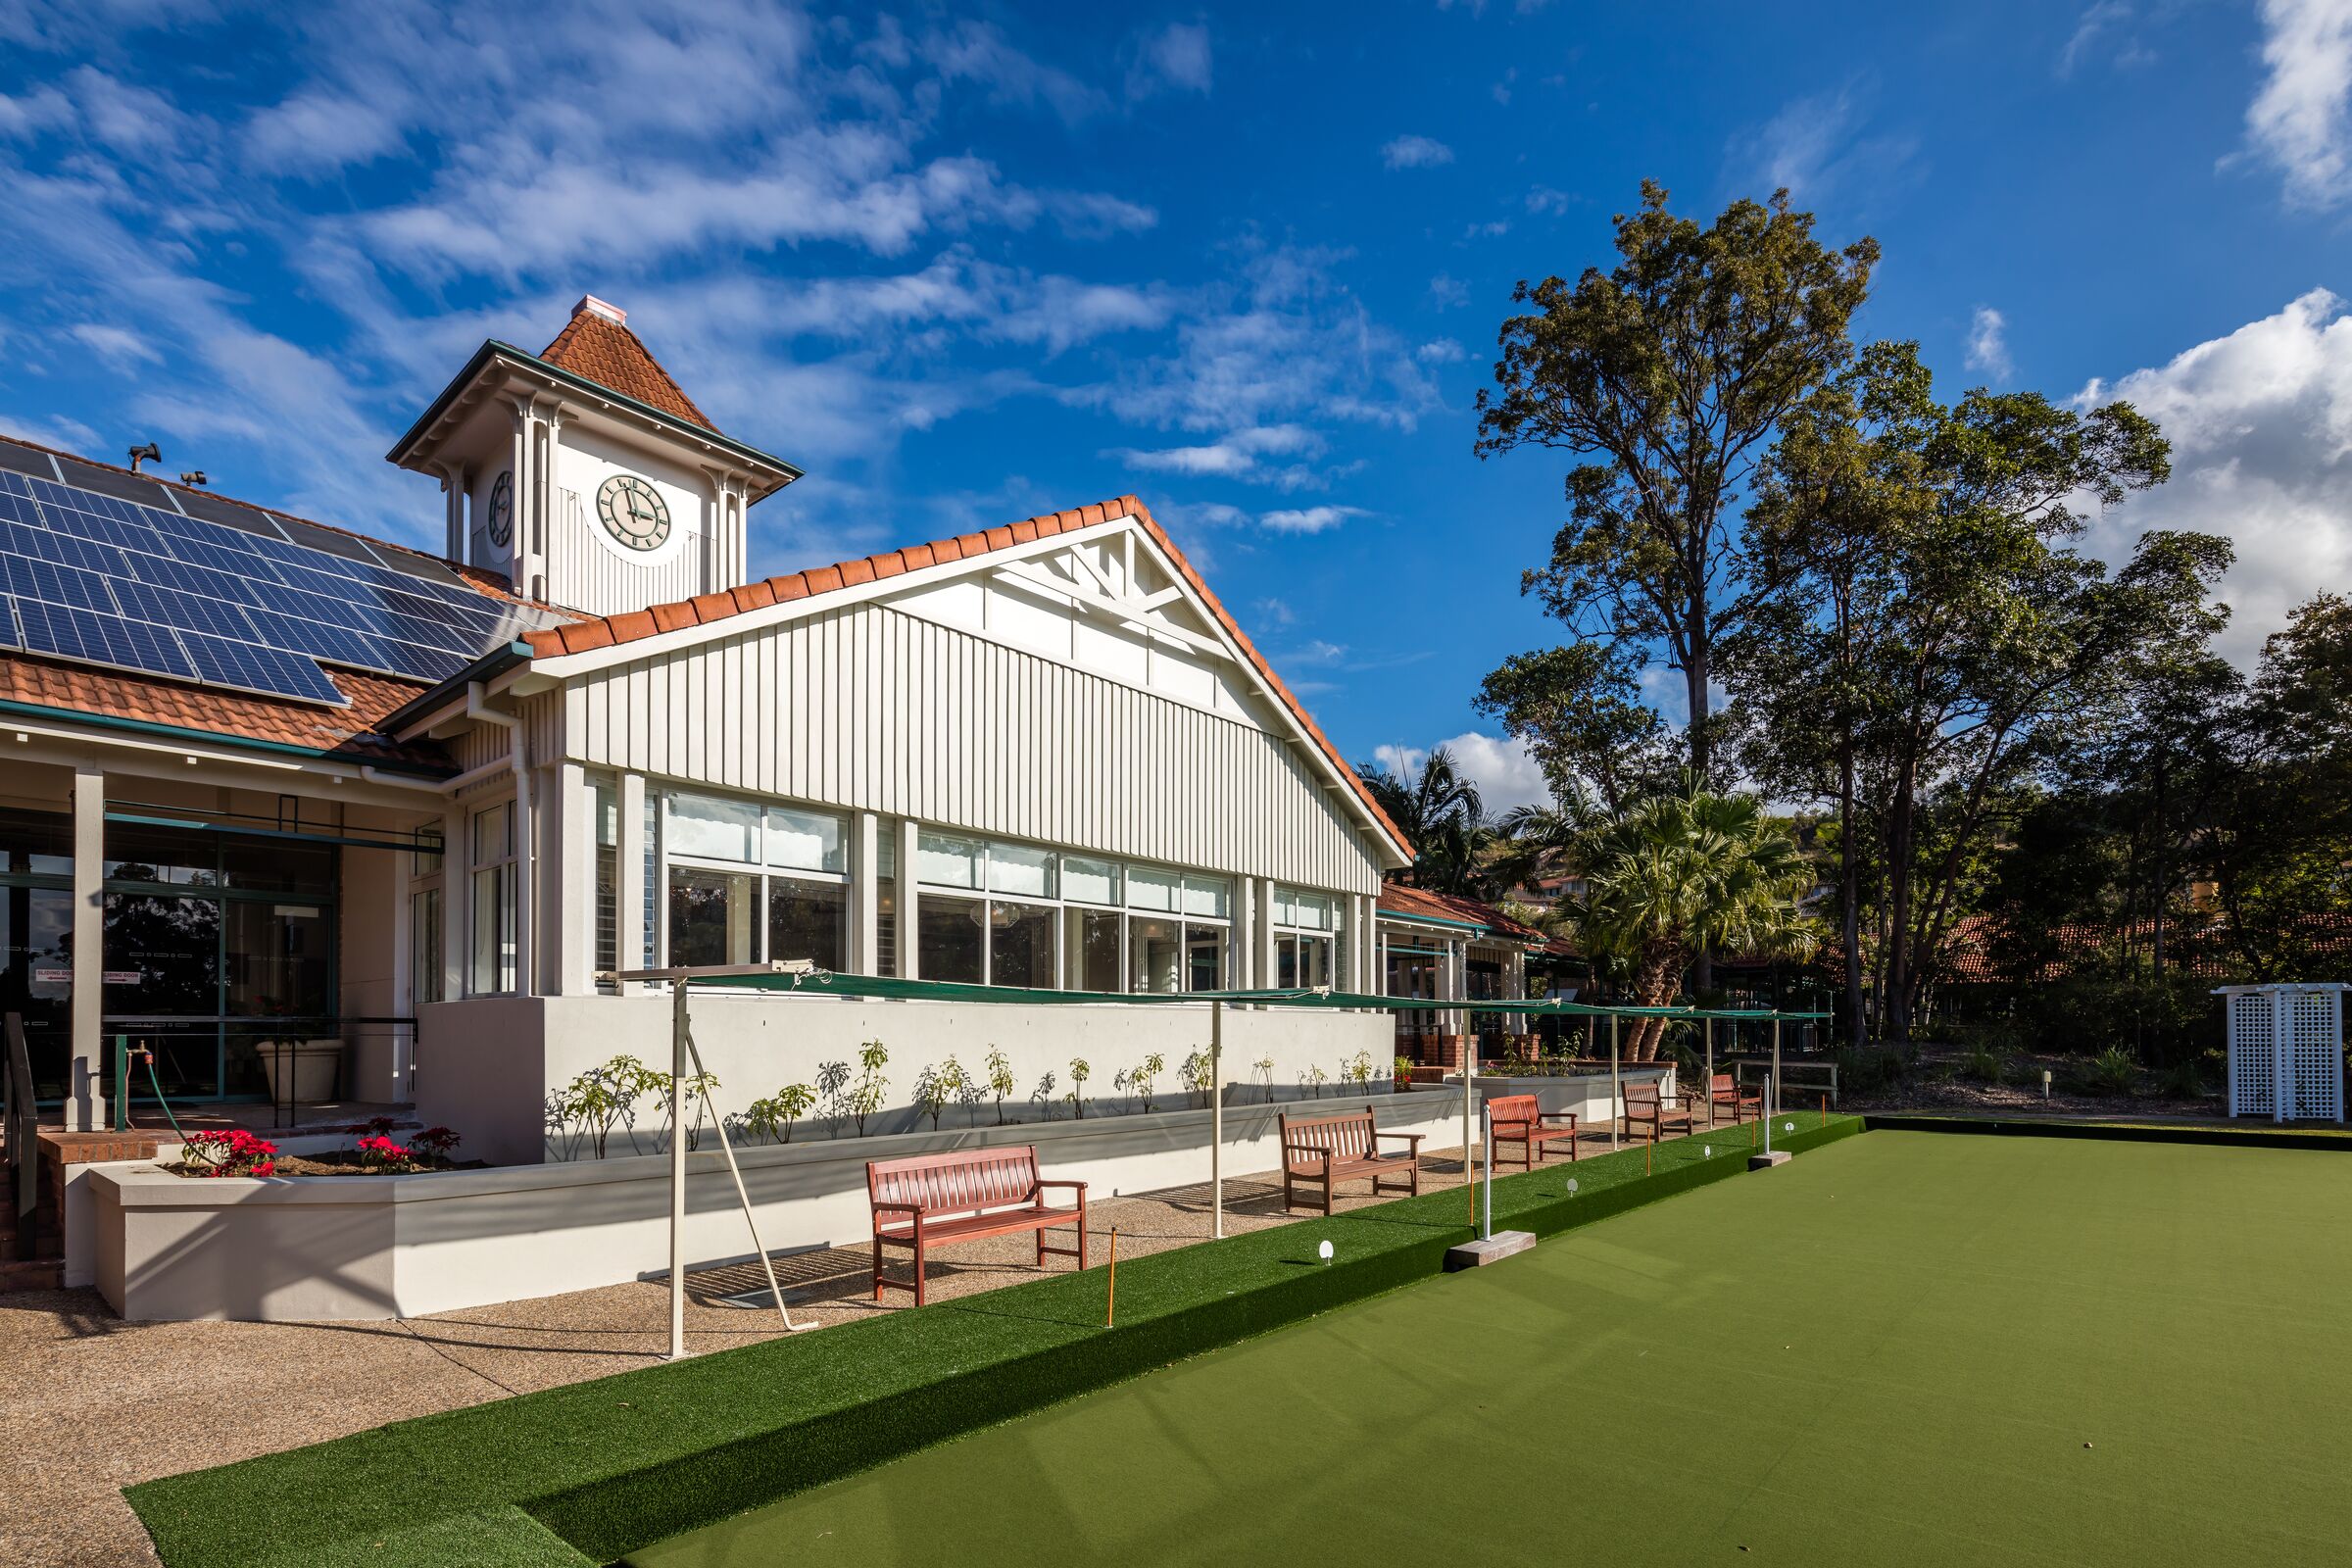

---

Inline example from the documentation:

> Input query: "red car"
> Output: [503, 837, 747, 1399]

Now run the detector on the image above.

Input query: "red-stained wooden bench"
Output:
[865, 1146, 1087, 1306]
[1623, 1079, 1693, 1145]
[1487, 1093, 1579, 1170]
[1706, 1071, 1761, 1126]
[1279, 1105, 1423, 1214]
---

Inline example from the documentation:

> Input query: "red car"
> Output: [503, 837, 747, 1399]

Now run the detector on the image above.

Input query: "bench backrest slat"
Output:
[1709, 1072, 1739, 1097]
[868, 1146, 1043, 1218]
[1279, 1106, 1382, 1164]
[1488, 1094, 1540, 1129]
[1624, 1081, 1662, 1111]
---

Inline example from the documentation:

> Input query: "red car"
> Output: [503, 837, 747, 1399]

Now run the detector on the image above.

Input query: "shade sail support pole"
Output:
[1210, 999, 1224, 1240]
[667, 979, 687, 1361]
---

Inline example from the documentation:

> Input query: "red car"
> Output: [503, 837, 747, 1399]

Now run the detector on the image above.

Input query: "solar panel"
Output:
[0, 464, 562, 707]
[53, 456, 181, 513]
[0, 441, 59, 481]
[171, 488, 291, 540]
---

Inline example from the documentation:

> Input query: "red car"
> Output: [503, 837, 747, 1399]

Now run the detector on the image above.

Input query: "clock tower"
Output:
[386, 296, 801, 616]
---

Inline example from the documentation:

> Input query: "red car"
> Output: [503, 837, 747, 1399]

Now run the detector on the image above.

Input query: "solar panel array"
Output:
[0, 465, 557, 707]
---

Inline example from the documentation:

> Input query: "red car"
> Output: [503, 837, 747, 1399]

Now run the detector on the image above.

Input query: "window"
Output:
[917, 893, 985, 983]
[669, 866, 756, 966]
[657, 791, 848, 974]
[593, 782, 617, 979]
[1065, 906, 1122, 990]
[469, 802, 515, 995]
[991, 901, 1056, 988]
[411, 887, 443, 1005]
[875, 830, 898, 978]
[1273, 886, 1340, 991]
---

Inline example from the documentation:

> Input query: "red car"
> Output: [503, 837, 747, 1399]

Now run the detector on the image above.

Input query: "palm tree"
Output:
[1355, 746, 1486, 892]
[1563, 775, 1818, 1059]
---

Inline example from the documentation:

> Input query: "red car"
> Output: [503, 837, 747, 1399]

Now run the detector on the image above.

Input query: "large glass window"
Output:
[767, 877, 846, 969]
[411, 887, 443, 1005]
[1066, 906, 1122, 991]
[670, 866, 757, 966]
[469, 802, 515, 995]
[991, 901, 1056, 988]
[917, 893, 985, 984]
[658, 791, 850, 974]
[593, 782, 617, 979]
[1128, 915, 1183, 994]
[1273, 886, 1340, 990]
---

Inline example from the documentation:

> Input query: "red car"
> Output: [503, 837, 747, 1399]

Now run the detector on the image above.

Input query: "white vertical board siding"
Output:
[562, 602, 1382, 895]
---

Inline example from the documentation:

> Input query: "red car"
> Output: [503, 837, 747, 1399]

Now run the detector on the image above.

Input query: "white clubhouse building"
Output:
[3, 297, 1439, 1159]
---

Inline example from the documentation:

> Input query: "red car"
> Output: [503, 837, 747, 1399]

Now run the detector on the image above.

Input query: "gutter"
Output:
[0, 698, 455, 781]
[378, 640, 536, 738]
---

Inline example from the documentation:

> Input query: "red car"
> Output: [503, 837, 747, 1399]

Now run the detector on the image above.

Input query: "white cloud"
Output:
[1416, 338, 1469, 364]
[1259, 504, 1367, 533]
[1109, 423, 1325, 482]
[1372, 732, 1552, 814]
[1964, 306, 2013, 380]
[2247, 0, 2352, 209]
[69, 322, 162, 368]
[1428, 273, 1469, 309]
[2074, 288, 2352, 667]
[1740, 83, 1918, 208]
[1524, 185, 1573, 216]
[1130, 23, 1212, 97]
[1381, 133, 1454, 170]
[2057, 1, 2147, 77]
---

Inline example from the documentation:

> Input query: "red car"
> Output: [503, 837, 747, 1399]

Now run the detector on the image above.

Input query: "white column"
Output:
[1255, 877, 1276, 989]
[852, 810, 880, 973]
[507, 400, 531, 586]
[896, 817, 921, 980]
[448, 799, 472, 998]
[616, 772, 645, 992]
[550, 762, 592, 996]
[69, 763, 103, 1132]
[441, 463, 467, 563]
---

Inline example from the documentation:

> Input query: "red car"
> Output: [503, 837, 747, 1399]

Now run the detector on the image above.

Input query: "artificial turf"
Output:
[628, 1128, 2352, 1568]
[125, 1114, 1857, 1568]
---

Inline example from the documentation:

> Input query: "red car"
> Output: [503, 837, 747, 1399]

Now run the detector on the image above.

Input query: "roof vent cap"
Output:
[574, 295, 627, 325]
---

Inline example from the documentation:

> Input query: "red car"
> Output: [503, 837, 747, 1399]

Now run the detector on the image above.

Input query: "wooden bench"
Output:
[866, 1146, 1087, 1306]
[1622, 1079, 1693, 1145]
[1487, 1093, 1579, 1170]
[1706, 1071, 1761, 1126]
[1279, 1105, 1423, 1214]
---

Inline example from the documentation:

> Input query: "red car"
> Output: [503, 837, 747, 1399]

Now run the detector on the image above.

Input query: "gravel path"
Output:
[4, 1134, 1583, 1568]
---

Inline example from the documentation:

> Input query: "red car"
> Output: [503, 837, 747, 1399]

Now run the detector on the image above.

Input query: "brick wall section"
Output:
[23, 1131, 162, 1263]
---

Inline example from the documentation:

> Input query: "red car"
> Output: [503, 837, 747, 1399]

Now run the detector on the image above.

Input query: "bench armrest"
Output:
[1372, 1131, 1423, 1149]
[1035, 1179, 1088, 1200]
[1540, 1111, 1578, 1126]
[870, 1200, 925, 1216]
[1283, 1143, 1335, 1167]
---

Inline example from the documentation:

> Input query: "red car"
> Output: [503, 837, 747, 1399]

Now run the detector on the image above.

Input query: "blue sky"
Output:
[3, 0, 2350, 809]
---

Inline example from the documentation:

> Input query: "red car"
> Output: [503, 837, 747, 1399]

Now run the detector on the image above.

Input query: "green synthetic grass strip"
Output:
[124, 1114, 1859, 1568]
[631, 1130, 2352, 1568]
[1868, 1111, 2352, 1152]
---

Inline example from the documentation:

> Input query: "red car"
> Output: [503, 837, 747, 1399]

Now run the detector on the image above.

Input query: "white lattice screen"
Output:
[2221, 984, 2345, 1122]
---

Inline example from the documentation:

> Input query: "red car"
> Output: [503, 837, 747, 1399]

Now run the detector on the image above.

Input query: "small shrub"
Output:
[816, 1059, 853, 1137]
[676, 1070, 720, 1151]
[410, 1126, 462, 1159]
[851, 1040, 890, 1136]
[1067, 1057, 1092, 1119]
[912, 1062, 952, 1131]
[1834, 1047, 1908, 1098]
[1115, 1051, 1164, 1113]
[745, 1083, 814, 1144]
[1252, 1055, 1276, 1102]
[1305, 1063, 1329, 1099]
[1955, 1042, 2006, 1085]
[950, 1055, 987, 1126]
[180, 1129, 278, 1178]
[986, 1047, 1015, 1124]
[1179, 1048, 1213, 1108]
[1031, 1071, 1058, 1121]
[549, 1054, 667, 1158]
[1395, 1054, 1417, 1090]
[2082, 1045, 2139, 1098]
[355, 1134, 415, 1172]
[2159, 1055, 2213, 1101]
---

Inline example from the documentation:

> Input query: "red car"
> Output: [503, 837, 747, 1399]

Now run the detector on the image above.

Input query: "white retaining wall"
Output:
[415, 992, 1394, 1167]
[88, 1088, 1461, 1323]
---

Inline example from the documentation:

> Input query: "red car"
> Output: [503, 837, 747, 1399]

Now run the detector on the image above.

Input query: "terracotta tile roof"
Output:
[1377, 883, 1549, 945]
[0, 653, 451, 768]
[538, 300, 717, 433]
[524, 494, 1411, 859]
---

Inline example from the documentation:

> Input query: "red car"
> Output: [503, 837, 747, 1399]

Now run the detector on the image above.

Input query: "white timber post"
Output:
[852, 811, 880, 974]
[896, 818, 920, 980]
[616, 773, 645, 993]
[668, 977, 689, 1360]
[69, 762, 104, 1132]
[1210, 999, 1224, 1239]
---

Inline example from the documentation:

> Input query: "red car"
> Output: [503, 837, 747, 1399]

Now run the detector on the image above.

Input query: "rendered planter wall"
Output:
[88, 1091, 1463, 1322]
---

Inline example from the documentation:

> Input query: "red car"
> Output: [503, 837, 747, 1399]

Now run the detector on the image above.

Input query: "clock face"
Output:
[486, 470, 514, 548]
[598, 474, 671, 552]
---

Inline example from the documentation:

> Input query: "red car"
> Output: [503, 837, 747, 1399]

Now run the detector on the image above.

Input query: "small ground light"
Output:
[1784, 1121, 1794, 1134]
[1317, 1239, 1334, 1264]
[1565, 1178, 1578, 1195]
[2043, 1069, 2053, 1100]
[1704, 1146, 1712, 1157]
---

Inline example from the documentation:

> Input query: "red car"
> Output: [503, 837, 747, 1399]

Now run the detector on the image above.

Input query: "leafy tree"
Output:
[1475, 645, 1674, 811]
[1477, 181, 1878, 783]
[1727, 341, 2204, 1043]
[743, 1083, 814, 1145]
[1561, 777, 1817, 1059]
[1353, 745, 1486, 891]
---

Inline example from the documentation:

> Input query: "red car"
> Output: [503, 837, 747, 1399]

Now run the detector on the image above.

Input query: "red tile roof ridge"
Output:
[520, 493, 1412, 858]
[1377, 882, 1547, 942]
